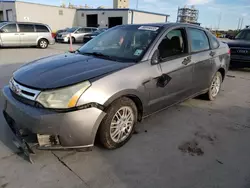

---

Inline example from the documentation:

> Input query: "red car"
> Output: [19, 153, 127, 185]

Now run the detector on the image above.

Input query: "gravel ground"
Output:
[0, 43, 250, 188]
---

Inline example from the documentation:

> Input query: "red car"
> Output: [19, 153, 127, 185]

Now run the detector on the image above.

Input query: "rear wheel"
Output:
[99, 97, 137, 149]
[205, 72, 222, 101]
[38, 39, 48, 49]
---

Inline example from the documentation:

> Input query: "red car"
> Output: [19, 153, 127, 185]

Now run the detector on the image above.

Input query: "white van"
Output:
[0, 22, 55, 49]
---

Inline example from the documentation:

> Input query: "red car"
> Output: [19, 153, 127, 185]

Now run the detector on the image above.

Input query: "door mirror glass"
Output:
[151, 49, 160, 65]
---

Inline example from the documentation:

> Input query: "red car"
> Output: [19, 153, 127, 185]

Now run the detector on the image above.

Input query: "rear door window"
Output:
[35, 25, 49, 32]
[18, 24, 35, 32]
[83, 28, 92, 33]
[1, 24, 17, 33]
[188, 28, 210, 52]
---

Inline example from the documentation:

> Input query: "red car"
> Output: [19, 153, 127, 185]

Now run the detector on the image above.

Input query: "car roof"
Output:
[3, 21, 48, 25]
[119, 22, 205, 30]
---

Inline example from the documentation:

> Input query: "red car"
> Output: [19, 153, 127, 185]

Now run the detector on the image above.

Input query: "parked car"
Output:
[54, 28, 68, 41]
[0, 22, 55, 48]
[226, 28, 250, 68]
[83, 28, 108, 43]
[56, 27, 97, 43]
[2, 23, 230, 157]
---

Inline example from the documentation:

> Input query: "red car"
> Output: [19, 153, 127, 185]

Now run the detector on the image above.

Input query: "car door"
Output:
[186, 27, 213, 92]
[0, 23, 20, 46]
[73, 28, 85, 42]
[145, 27, 194, 113]
[18, 24, 37, 45]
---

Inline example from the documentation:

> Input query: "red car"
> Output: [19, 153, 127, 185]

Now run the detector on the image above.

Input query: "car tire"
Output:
[98, 97, 138, 149]
[68, 37, 75, 44]
[205, 71, 222, 101]
[38, 39, 48, 49]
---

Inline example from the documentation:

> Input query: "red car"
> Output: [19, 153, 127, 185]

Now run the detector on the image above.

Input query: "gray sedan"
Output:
[2, 23, 230, 155]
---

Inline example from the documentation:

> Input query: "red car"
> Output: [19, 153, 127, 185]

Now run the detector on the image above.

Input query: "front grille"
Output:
[9, 78, 43, 108]
[10, 89, 43, 108]
[231, 48, 250, 56]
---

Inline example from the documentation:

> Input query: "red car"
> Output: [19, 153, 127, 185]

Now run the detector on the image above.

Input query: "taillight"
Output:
[228, 49, 231, 55]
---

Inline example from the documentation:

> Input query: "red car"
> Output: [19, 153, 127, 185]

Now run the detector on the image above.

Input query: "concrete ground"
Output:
[0, 43, 250, 188]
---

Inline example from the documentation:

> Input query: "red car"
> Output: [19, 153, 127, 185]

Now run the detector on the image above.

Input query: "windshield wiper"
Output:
[80, 52, 118, 61]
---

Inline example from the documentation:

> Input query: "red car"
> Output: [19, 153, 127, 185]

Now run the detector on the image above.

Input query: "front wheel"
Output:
[205, 72, 222, 101]
[98, 97, 138, 149]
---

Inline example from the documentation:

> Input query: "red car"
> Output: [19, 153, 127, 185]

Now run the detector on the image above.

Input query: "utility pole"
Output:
[217, 12, 222, 30]
[240, 17, 244, 29]
[237, 17, 241, 30]
[136, 0, 139, 9]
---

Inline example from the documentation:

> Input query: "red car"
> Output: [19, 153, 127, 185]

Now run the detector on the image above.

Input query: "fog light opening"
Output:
[37, 134, 60, 146]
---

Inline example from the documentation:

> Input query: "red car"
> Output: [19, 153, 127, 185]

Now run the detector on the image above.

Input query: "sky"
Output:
[9, 0, 250, 30]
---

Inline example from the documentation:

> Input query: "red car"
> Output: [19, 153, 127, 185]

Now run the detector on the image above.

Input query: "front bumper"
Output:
[230, 54, 250, 67]
[2, 86, 106, 149]
[56, 36, 69, 43]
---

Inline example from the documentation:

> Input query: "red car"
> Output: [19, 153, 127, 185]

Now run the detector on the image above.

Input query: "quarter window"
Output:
[188, 28, 210, 52]
[35, 25, 49, 32]
[18, 24, 35, 32]
[1, 24, 17, 33]
[209, 33, 220, 49]
[158, 28, 187, 59]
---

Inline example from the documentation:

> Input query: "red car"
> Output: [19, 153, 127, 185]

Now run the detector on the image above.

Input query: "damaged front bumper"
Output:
[2, 86, 106, 155]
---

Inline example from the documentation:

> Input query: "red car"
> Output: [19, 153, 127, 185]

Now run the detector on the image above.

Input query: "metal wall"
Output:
[0, 2, 16, 21]
[15, 1, 77, 31]
[76, 10, 129, 28]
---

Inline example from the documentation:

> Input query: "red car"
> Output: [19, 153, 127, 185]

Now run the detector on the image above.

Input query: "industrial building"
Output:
[176, 5, 200, 25]
[0, 0, 169, 31]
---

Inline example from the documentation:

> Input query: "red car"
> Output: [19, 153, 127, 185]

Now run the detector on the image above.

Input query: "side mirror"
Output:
[0, 29, 3, 33]
[151, 49, 160, 65]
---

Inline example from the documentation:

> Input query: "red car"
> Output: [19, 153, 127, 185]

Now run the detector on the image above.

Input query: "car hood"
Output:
[226, 39, 250, 48]
[13, 53, 134, 90]
[59, 32, 70, 36]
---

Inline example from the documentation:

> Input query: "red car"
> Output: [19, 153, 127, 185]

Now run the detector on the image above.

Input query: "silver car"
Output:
[56, 27, 97, 43]
[2, 23, 230, 157]
[0, 22, 55, 49]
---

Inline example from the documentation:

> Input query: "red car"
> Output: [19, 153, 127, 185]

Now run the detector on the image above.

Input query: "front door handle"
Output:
[209, 51, 216, 57]
[19, 33, 25, 35]
[182, 56, 191, 65]
[14, 33, 19, 35]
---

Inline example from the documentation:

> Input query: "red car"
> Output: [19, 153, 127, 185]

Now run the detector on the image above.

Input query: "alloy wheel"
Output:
[110, 106, 135, 143]
[40, 40, 48, 48]
[211, 73, 221, 97]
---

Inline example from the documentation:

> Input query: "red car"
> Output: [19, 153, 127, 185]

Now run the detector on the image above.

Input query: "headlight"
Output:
[36, 81, 91, 109]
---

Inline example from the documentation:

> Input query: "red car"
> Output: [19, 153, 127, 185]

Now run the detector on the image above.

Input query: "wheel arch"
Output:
[218, 67, 226, 81]
[103, 90, 145, 122]
[36, 37, 49, 45]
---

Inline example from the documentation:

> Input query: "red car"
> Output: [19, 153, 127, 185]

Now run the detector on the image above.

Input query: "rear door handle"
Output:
[182, 56, 191, 65]
[209, 51, 216, 57]
[19, 33, 25, 35]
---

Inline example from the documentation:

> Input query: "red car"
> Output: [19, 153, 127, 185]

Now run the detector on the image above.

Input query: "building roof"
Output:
[1, 1, 169, 17]
[77, 8, 170, 17]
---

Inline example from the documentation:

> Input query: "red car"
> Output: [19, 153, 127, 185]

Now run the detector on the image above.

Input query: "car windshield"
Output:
[66, 27, 78, 33]
[235, 30, 250, 40]
[78, 25, 162, 62]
